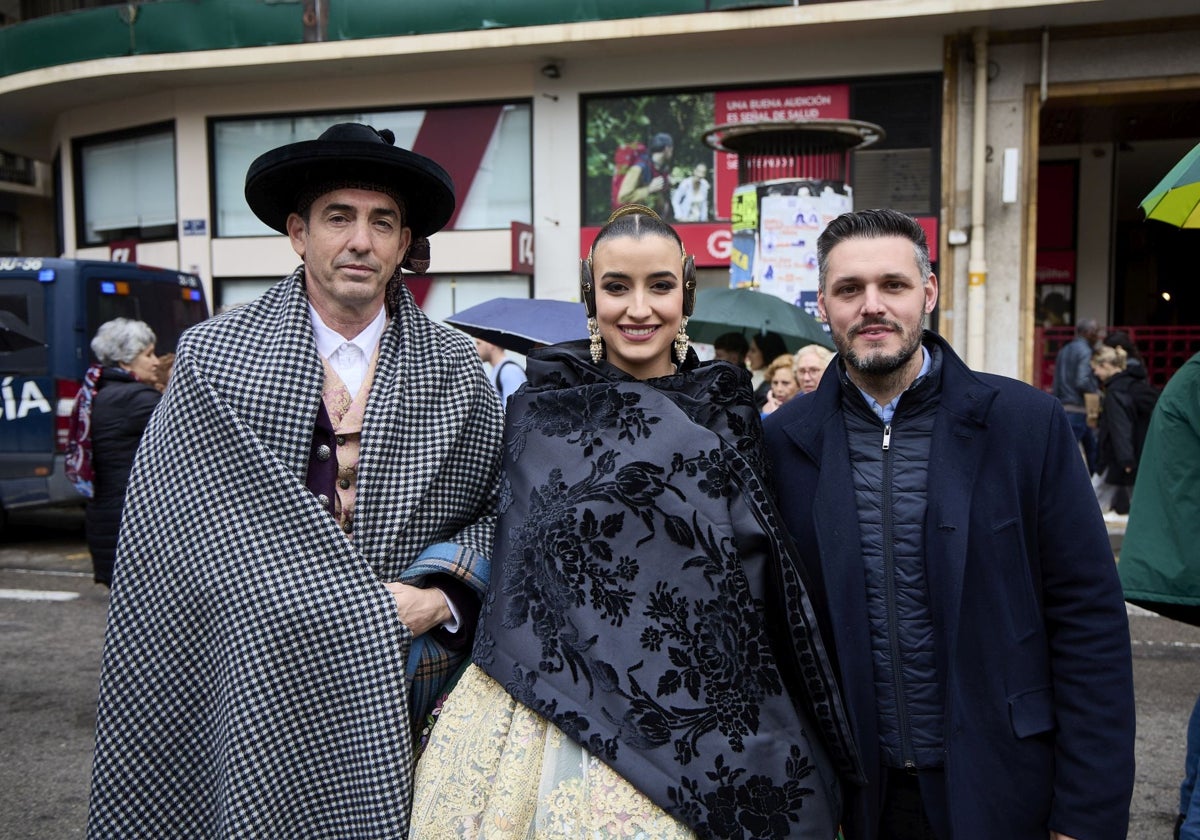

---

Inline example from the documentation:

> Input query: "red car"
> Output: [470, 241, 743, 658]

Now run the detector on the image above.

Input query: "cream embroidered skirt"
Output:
[410, 663, 694, 839]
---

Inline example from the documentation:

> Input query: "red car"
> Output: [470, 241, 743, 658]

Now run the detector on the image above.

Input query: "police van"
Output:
[0, 257, 209, 531]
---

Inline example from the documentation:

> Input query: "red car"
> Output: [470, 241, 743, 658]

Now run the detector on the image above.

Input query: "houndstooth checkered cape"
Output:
[87, 268, 503, 839]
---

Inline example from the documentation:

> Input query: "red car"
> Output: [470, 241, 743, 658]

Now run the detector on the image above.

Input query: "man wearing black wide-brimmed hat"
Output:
[87, 124, 504, 838]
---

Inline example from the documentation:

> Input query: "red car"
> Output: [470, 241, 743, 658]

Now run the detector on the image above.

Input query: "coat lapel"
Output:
[924, 339, 998, 668]
[780, 382, 875, 711]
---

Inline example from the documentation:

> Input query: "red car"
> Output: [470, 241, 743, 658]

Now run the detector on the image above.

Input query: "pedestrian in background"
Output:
[1103, 329, 1145, 371]
[746, 329, 788, 408]
[474, 336, 526, 409]
[764, 208, 1134, 840]
[760, 351, 797, 416]
[793, 343, 834, 394]
[1116, 351, 1200, 840]
[1052, 317, 1102, 471]
[711, 330, 749, 367]
[71, 317, 160, 587]
[1089, 343, 1158, 516]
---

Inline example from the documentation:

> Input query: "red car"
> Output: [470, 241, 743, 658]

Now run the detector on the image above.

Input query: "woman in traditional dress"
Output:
[410, 205, 860, 839]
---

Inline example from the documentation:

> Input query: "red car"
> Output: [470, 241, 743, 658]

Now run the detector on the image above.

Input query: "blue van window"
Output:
[0, 282, 48, 376]
[86, 275, 207, 356]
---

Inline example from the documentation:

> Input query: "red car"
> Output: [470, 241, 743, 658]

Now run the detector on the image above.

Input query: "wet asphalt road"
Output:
[0, 508, 1196, 839]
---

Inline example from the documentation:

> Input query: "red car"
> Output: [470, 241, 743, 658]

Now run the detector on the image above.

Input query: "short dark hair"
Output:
[713, 332, 749, 356]
[817, 208, 932, 292]
[650, 132, 674, 153]
[750, 331, 788, 368]
[1103, 329, 1140, 360]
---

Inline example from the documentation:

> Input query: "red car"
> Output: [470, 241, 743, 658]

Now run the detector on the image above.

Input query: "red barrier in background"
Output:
[1035, 326, 1200, 391]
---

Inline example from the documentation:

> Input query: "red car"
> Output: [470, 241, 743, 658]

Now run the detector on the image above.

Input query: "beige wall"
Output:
[48, 33, 940, 308]
[33, 13, 1199, 380]
[949, 28, 1200, 379]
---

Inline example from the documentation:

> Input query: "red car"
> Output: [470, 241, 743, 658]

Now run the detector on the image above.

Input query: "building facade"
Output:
[1, 0, 1197, 382]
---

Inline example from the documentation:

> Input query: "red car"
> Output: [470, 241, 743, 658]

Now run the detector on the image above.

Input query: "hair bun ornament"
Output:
[606, 203, 661, 224]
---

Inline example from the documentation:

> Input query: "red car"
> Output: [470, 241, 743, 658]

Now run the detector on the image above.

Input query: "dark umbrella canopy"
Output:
[0, 310, 43, 352]
[445, 297, 588, 356]
[689, 287, 834, 352]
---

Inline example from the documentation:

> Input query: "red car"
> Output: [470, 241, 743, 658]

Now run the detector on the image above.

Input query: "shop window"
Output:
[212, 103, 532, 238]
[75, 124, 177, 246]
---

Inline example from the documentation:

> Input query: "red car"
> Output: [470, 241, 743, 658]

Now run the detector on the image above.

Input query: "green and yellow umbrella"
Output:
[1140, 141, 1200, 229]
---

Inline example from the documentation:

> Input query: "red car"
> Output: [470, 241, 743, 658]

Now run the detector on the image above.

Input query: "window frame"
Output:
[72, 121, 178, 248]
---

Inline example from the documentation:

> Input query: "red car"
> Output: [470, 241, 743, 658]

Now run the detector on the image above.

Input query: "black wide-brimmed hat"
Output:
[244, 123, 456, 239]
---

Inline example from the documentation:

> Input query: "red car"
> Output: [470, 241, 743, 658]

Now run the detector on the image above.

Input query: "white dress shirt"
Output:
[308, 302, 461, 632]
[309, 304, 387, 397]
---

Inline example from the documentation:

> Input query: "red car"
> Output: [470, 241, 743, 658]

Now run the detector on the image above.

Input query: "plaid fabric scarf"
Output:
[64, 362, 103, 498]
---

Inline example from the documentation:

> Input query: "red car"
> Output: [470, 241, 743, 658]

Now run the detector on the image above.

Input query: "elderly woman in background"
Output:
[79, 318, 162, 586]
[793, 344, 835, 395]
[760, 352, 798, 417]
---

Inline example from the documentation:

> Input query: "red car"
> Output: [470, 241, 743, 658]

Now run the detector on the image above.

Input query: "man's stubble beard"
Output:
[833, 316, 925, 379]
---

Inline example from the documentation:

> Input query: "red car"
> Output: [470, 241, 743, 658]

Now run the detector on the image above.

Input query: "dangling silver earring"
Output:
[588, 317, 603, 363]
[674, 316, 690, 364]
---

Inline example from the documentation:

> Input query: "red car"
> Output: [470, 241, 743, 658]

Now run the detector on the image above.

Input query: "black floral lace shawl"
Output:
[474, 340, 861, 839]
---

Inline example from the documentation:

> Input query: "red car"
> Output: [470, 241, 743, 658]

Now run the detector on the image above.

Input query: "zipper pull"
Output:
[882, 423, 892, 450]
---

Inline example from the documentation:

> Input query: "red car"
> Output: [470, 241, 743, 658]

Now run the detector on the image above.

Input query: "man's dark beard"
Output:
[834, 319, 923, 377]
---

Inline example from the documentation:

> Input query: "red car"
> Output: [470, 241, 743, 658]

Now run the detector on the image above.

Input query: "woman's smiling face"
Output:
[592, 233, 684, 380]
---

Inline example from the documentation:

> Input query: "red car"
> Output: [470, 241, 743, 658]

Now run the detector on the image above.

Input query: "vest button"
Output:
[336, 435, 346, 446]
[316, 444, 332, 461]
[338, 478, 351, 489]
[342, 521, 353, 533]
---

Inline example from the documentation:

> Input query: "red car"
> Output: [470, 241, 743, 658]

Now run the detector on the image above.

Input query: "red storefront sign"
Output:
[511, 221, 534, 274]
[581, 215, 937, 269]
[580, 223, 732, 268]
[712, 85, 850, 219]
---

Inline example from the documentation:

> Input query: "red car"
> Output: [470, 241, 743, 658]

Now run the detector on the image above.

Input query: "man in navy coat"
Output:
[763, 209, 1134, 840]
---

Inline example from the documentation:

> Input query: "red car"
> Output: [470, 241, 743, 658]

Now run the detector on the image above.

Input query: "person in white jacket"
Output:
[671, 162, 710, 222]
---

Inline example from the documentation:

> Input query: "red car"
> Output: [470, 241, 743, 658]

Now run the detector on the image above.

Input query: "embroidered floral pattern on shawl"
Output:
[475, 341, 860, 840]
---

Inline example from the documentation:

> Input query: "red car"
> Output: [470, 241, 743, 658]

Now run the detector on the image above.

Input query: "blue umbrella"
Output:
[445, 297, 588, 355]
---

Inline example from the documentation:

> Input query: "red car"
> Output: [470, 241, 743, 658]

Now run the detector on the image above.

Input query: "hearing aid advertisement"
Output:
[581, 83, 846, 229]
[581, 75, 940, 270]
